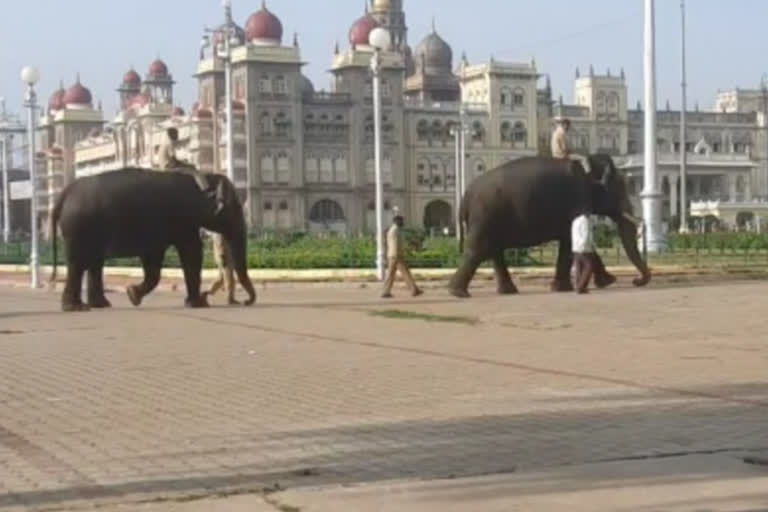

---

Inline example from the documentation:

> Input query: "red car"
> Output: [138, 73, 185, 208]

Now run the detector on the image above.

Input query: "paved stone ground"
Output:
[1, 276, 768, 511]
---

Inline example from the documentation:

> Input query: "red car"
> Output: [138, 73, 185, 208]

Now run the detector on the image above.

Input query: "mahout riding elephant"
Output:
[49, 167, 257, 312]
[448, 154, 651, 298]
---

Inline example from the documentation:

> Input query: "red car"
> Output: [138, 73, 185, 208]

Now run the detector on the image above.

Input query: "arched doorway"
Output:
[308, 199, 346, 235]
[423, 200, 453, 235]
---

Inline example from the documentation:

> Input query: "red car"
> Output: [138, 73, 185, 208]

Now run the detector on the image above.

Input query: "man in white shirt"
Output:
[571, 213, 595, 294]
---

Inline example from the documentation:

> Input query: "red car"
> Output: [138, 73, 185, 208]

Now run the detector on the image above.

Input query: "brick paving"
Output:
[0, 278, 767, 510]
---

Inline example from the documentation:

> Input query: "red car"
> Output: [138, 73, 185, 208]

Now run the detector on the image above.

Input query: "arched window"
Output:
[431, 120, 443, 141]
[417, 119, 429, 141]
[423, 200, 453, 232]
[305, 154, 319, 182]
[320, 155, 333, 182]
[259, 73, 271, 93]
[261, 153, 275, 183]
[472, 121, 485, 143]
[277, 151, 290, 183]
[274, 112, 288, 137]
[416, 158, 430, 188]
[260, 112, 271, 136]
[500, 86, 513, 108]
[334, 154, 348, 183]
[513, 121, 527, 145]
[274, 75, 286, 94]
[500, 121, 512, 142]
[263, 200, 275, 228]
[513, 88, 525, 107]
[596, 91, 606, 113]
[309, 199, 345, 223]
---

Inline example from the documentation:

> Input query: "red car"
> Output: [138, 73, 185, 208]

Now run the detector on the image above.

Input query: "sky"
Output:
[1, 0, 766, 118]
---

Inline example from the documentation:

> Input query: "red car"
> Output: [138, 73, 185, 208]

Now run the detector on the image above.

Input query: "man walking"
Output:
[381, 212, 423, 298]
[571, 212, 596, 294]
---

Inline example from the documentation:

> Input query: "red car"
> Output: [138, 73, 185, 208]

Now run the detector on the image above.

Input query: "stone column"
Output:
[729, 174, 736, 202]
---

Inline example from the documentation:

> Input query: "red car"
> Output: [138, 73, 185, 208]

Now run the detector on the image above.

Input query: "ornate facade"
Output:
[32, 0, 768, 234]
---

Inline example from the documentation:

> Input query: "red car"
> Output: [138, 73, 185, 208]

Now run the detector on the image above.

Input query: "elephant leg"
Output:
[86, 259, 111, 309]
[449, 250, 486, 299]
[177, 236, 208, 309]
[551, 237, 575, 292]
[591, 252, 617, 289]
[492, 251, 518, 295]
[126, 251, 164, 307]
[62, 259, 89, 312]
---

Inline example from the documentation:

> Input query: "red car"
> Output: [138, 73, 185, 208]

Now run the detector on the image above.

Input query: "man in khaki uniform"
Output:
[205, 232, 238, 305]
[551, 117, 591, 174]
[381, 213, 423, 298]
[156, 127, 235, 303]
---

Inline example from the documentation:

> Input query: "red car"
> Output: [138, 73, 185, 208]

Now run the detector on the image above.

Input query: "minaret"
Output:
[370, 0, 408, 51]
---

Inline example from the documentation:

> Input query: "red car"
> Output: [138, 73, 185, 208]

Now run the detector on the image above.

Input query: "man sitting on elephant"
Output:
[158, 127, 223, 215]
[551, 117, 592, 175]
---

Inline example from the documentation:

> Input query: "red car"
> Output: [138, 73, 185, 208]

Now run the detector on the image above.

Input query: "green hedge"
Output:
[4, 231, 768, 269]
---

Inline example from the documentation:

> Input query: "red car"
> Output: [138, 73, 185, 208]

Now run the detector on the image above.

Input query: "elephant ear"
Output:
[215, 176, 239, 212]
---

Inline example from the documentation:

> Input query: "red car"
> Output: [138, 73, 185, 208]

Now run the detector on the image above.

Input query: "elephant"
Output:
[448, 154, 651, 298]
[49, 167, 257, 312]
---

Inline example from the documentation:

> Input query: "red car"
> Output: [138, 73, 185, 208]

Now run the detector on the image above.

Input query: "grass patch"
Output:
[370, 309, 478, 325]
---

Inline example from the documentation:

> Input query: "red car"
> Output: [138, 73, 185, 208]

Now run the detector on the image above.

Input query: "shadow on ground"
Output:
[2, 382, 768, 510]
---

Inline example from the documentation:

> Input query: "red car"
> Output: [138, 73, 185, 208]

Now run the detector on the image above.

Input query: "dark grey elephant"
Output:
[49, 167, 257, 312]
[448, 154, 651, 298]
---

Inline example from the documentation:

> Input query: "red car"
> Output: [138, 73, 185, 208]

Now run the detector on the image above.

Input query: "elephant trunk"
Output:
[616, 215, 651, 287]
[228, 232, 257, 305]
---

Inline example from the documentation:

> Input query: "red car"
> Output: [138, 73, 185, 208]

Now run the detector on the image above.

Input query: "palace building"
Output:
[31, 0, 768, 234]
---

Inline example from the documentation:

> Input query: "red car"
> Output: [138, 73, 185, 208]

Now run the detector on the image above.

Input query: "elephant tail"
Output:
[458, 194, 468, 254]
[48, 187, 67, 287]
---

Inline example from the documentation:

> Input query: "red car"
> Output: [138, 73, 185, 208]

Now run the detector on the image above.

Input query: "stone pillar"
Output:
[729, 174, 736, 202]
[745, 174, 753, 201]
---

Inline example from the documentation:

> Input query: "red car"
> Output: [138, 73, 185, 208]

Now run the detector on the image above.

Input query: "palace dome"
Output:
[414, 29, 453, 74]
[63, 77, 93, 106]
[245, 2, 283, 44]
[122, 69, 141, 86]
[349, 14, 379, 47]
[148, 59, 169, 78]
[48, 83, 66, 111]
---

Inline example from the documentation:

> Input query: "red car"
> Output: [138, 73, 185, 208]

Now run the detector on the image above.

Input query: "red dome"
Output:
[63, 78, 92, 106]
[349, 14, 379, 46]
[123, 69, 141, 86]
[245, 3, 283, 43]
[48, 85, 66, 111]
[148, 59, 168, 78]
[173, 106, 185, 116]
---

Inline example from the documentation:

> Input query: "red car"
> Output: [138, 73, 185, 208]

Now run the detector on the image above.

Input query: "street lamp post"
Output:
[21, 65, 40, 289]
[459, 104, 468, 198]
[761, 73, 768, 203]
[451, 125, 461, 239]
[641, 0, 666, 252]
[369, 26, 390, 281]
[679, 0, 689, 234]
[1, 131, 9, 243]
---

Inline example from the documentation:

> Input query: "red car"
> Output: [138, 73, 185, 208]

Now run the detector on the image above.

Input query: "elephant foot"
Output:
[496, 283, 519, 295]
[62, 300, 91, 313]
[126, 285, 143, 307]
[550, 279, 574, 292]
[88, 296, 112, 309]
[228, 298, 241, 306]
[185, 295, 210, 309]
[449, 287, 471, 299]
[594, 273, 617, 289]
[632, 273, 651, 287]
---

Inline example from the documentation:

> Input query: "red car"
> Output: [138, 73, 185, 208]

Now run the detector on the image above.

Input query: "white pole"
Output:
[371, 49, 385, 280]
[641, 0, 666, 252]
[25, 85, 39, 289]
[459, 106, 467, 197]
[1, 135, 9, 243]
[223, 3, 235, 184]
[453, 127, 461, 239]
[679, 0, 689, 234]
